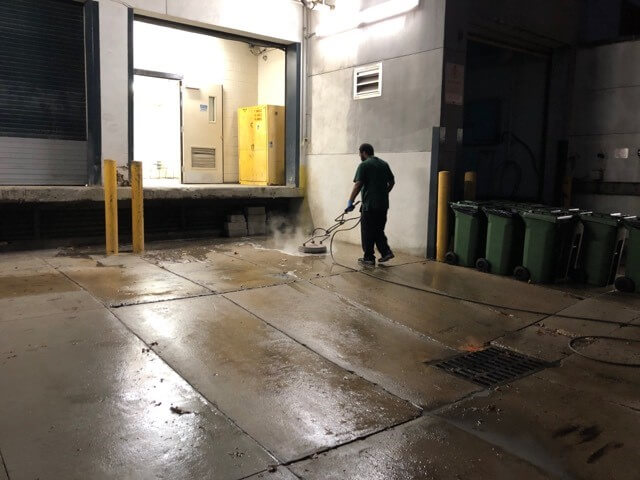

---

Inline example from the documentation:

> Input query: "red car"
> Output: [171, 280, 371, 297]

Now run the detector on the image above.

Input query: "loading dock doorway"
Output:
[133, 73, 182, 184]
[132, 18, 289, 186]
[462, 40, 550, 201]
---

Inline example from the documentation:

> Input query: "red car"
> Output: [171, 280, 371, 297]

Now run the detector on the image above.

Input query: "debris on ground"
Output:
[150, 341, 159, 346]
[228, 448, 244, 458]
[142, 348, 150, 353]
[268, 465, 278, 472]
[170, 406, 192, 415]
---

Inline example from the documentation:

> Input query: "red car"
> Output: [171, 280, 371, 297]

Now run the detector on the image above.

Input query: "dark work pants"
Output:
[360, 208, 392, 260]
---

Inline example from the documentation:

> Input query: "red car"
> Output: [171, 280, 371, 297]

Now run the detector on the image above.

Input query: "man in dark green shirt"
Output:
[345, 143, 395, 265]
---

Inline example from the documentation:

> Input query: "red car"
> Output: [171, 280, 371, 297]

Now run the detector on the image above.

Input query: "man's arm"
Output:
[346, 181, 362, 212]
[387, 165, 395, 192]
[349, 181, 363, 203]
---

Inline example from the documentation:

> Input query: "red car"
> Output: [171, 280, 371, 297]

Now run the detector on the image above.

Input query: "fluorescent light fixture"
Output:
[315, 0, 419, 37]
[360, 0, 419, 24]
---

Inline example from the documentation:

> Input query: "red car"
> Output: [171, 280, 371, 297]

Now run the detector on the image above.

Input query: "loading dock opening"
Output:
[131, 18, 291, 187]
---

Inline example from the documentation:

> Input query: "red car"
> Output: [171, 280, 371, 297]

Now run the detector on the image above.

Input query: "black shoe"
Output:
[358, 257, 375, 266]
[378, 252, 395, 263]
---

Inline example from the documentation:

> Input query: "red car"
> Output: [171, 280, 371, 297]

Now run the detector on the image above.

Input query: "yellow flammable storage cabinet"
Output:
[238, 105, 285, 185]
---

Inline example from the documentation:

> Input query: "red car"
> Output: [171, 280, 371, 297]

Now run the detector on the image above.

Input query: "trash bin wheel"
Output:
[514, 266, 530, 282]
[476, 258, 490, 273]
[615, 276, 636, 293]
[444, 251, 458, 265]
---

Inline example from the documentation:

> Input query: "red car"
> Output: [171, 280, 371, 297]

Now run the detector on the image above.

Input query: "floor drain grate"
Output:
[433, 346, 548, 387]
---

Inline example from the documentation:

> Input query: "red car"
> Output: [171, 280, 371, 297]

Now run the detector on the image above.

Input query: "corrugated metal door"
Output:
[0, 0, 87, 185]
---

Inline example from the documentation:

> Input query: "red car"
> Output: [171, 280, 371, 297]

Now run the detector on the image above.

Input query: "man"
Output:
[345, 143, 395, 266]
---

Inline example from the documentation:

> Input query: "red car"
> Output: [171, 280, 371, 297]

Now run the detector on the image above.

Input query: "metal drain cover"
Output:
[433, 346, 548, 387]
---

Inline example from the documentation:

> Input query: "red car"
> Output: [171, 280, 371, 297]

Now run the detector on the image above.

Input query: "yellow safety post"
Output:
[436, 171, 451, 262]
[103, 159, 118, 255]
[131, 161, 145, 254]
[464, 171, 477, 201]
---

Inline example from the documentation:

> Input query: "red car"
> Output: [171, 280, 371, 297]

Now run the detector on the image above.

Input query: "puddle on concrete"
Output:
[0, 273, 77, 299]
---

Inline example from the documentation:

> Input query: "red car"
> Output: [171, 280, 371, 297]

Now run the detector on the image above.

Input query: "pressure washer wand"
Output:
[298, 202, 361, 254]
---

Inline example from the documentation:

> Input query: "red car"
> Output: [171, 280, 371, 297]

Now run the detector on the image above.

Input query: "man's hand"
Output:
[345, 200, 355, 213]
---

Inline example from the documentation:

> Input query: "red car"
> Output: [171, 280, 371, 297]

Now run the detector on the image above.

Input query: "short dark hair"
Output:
[359, 143, 374, 156]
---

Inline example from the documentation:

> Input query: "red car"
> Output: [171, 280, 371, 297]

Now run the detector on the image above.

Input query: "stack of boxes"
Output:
[245, 206, 266, 235]
[223, 206, 267, 237]
[224, 212, 247, 237]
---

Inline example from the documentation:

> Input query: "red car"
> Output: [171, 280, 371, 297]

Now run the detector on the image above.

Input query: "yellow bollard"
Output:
[436, 171, 451, 262]
[131, 161, 145, 254]
[464, 171, 477, 201]
[103, 159, 118, 255]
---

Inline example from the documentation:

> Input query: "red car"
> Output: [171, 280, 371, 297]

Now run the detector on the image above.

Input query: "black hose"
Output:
[568, 336, 640, 367]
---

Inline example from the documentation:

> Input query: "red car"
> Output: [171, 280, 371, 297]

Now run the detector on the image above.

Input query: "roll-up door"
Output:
[0, 0, 87, 185]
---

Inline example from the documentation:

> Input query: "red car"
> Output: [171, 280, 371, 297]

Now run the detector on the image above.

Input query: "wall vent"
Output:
[191, 147, 216, 169]
[354, 63, 382, 100]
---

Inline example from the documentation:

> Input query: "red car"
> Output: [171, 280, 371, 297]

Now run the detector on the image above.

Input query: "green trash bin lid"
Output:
[624, 218, 640, 230]
[450, 201, 481, 216]
[580, 212, 636, 227]
[482, 207, 518, 218]
[522, 209, 575, 223]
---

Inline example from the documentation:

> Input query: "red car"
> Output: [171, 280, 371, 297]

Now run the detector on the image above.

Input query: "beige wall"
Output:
[258, 49, 286, 105]
[134, 21, 259, 183]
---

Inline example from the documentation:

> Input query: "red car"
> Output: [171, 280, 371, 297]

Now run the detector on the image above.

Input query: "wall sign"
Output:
[200, 104, 208, 112]
[444, 62, 465, 106]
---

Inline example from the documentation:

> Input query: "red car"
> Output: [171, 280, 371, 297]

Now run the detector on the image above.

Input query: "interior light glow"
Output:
[315, 0, 419, 37]
[359, 0, 419, 24]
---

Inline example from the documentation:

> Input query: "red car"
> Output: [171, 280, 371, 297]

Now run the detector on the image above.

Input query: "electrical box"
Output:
[238, 105, 285, 185]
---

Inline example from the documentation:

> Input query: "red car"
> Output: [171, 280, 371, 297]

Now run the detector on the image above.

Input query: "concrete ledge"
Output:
[0, 185, 304, 204]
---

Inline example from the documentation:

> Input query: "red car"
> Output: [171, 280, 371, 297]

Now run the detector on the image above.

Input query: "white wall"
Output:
[569, 39, 640, 213]
[258, 49, 286, 105]
[123, 0, 303, 43]
[305, 0, 445, 256]
[134, 21, 259, 182]
[99, 0, 129, 174]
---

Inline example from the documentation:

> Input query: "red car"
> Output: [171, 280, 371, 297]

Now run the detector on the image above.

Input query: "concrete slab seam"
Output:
[278, 414, 422, 467]
[0, 447, 9, 480]
[38, 256, 282, 470]
[139, 256, 298, 296]
[318, 287, 459, 354]
[222, 291, 425, 414]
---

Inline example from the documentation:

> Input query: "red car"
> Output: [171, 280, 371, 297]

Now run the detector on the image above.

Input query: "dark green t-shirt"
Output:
[354, 156, 395, 211]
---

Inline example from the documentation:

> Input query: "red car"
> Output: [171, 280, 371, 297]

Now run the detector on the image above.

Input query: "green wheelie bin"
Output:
[579, 213, 636, 286]
[476, 206, 525, 275]
[445, 201, 487, 268]
[615, 218, 640, 293]
[515, 209, 579, 284]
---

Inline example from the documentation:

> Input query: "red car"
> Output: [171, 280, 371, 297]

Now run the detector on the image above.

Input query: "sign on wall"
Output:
[444, 62, 465, 106]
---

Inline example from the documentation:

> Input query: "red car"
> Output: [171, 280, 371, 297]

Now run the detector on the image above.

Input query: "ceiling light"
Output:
[360, 0, 419, 24]
[315, 0, 419, 38]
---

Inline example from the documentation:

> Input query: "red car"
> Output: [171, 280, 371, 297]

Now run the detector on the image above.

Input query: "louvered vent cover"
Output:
[354, 63, 382, 100]
[191, 147, 216, 169]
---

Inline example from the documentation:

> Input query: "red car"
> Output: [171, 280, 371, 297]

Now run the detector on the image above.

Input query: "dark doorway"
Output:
[462, 40, 550, 201]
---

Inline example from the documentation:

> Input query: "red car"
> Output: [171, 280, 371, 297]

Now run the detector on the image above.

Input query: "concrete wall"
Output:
[258, 49, 286, 105]
[305, 0, 445, 256]
[569, 39, 640, 213]
[96, 0, 301, 183]
[99, 0, 129, 173]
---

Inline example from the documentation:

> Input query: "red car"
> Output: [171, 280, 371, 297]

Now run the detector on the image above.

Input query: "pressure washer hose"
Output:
[325, 210, 640, 367]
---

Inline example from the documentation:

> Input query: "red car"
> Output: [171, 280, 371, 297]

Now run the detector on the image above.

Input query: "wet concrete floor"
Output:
[0, 238, 639, 479]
